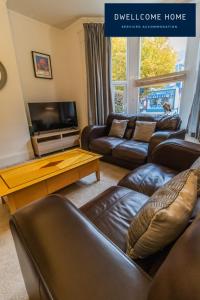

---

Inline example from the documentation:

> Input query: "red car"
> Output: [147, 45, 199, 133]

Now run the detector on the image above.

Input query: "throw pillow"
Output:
[108, 119, 128, 138]
[191, 157, 200, 196]
[127, 169, 197, 260]
[133, 121, 156, 142]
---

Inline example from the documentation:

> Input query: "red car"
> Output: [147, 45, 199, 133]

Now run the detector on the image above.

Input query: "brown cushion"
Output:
[90, 137, 125, 155]
[119, 163, 178, 196]
[108, 119, 128, 138]
[133, 121, 156, 142]
[112, 140, 148, 164]
[127, 169, 197, 259]
[106, 113, 181, 133]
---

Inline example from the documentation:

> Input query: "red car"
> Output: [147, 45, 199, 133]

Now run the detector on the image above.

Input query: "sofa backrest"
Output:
[106, 113, 182, 139]
[152, 139, 200, 172]
[148, 211, 200, 300]
[106, 113, 138, 139]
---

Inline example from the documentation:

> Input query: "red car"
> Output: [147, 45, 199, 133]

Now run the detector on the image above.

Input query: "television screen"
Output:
[28, 102, 78, 133]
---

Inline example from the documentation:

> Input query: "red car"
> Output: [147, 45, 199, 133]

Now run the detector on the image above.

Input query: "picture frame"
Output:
[32, 51, 53, 79]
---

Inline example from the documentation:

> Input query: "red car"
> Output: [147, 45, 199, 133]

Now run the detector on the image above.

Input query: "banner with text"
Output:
[105, 3, 196, 37]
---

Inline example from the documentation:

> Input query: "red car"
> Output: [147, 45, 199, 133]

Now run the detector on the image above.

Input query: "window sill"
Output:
[135, 71, 187, 88]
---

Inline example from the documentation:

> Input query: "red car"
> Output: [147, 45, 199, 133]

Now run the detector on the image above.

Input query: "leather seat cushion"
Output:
[81, 186, 149, 252]
[89, 137, 125, 155]
[112, 140, 149, 164]
[119, 163, 178, 196]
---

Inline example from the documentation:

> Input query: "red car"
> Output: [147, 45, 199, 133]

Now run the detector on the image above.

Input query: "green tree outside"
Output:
[112, 37, 177, 80]
[112, 38, 127, 81]
[140, 37, 177, 78]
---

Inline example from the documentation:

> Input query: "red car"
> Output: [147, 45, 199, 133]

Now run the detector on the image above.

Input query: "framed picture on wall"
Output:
[32, 51, 53, 79]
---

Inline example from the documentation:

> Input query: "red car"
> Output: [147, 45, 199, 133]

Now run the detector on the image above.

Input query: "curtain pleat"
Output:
[84, 23, 113, 125]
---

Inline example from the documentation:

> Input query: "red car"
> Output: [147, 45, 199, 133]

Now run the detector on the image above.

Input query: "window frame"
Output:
[111, 37, 187, 114]
[135, 71, 187, 87]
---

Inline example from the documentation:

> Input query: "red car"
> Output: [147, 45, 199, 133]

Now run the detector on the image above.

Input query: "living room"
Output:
[0, 0, 200, 299]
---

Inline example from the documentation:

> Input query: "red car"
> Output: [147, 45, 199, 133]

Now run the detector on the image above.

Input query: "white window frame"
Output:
[112, 37, 188, 114]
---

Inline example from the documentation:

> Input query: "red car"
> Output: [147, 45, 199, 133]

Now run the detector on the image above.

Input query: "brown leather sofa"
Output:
[81, 113, 186, 169]
[10, 139, 200, 300]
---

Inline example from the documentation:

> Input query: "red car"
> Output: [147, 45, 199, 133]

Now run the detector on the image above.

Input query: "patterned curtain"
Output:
[84, 23, 113, 125]
[187, 56, 200, 141]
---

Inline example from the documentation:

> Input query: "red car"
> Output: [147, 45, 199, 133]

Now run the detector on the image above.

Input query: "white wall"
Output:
[179, 4, 200, 128]
[0, 0, 33, 168]
[8, 12, 93, 129]
[8, 11, 64, 104]
[1, 12, 100, 168]
[179, 38, 200, 129]
[0, 7, 68, 167]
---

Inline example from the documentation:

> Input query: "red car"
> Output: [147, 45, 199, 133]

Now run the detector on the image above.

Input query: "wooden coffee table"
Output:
[0, 149, 101, 213]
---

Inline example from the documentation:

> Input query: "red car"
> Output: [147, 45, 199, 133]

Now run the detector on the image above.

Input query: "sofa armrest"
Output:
[148, 129, 186, 159]
[81, 125, 107, 150]
[151, 139, 200, 172]
[10, 195, 151, 300]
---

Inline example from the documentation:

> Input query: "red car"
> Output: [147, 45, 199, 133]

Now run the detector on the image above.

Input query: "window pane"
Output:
[112, 38, 127, 81]
[140, 37, 187, 78]
[139, 82, 183, 114]
[112, 85, 127, 113]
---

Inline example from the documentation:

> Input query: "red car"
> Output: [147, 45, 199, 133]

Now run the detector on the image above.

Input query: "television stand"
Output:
[31, 128, 80, 156]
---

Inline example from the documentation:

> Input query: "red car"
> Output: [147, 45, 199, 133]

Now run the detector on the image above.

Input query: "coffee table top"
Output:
[0, 149, 101, 196]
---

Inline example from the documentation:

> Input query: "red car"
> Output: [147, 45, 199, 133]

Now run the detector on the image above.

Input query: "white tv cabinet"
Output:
[31, 128, 80, 156]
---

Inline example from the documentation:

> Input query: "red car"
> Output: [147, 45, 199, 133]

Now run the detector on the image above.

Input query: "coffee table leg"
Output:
[96, 169, 100, 181]
[6, 194, 17, 214]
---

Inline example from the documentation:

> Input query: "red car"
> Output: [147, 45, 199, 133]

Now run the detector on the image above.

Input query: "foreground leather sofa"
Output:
[10, 139, 200, 300]
[81, 113, 186, 169]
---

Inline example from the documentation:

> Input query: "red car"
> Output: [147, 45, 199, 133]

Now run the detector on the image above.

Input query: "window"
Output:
[112, 85, 127, 113]
[138, 37, 187, 113]
[111, 38, 128, 113]
[111, 37, 187, 115]
[139, 82, 183, 114]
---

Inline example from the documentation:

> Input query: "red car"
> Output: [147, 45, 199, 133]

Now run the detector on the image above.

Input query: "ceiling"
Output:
[7, 0, 197, 29]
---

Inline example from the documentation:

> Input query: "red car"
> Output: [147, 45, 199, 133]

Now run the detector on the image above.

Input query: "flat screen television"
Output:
[28, 101, 78, 133]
